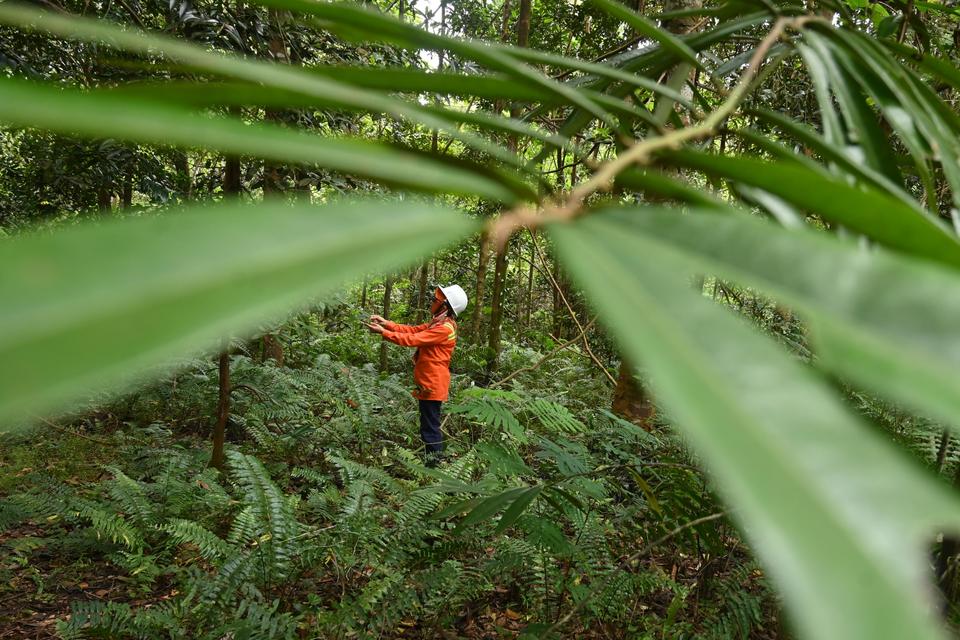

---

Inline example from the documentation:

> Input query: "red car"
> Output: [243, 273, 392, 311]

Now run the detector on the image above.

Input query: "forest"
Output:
[1, 0, 960, 637]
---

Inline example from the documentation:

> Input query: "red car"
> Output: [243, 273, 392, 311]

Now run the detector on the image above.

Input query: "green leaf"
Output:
[0, 200, 475, 428]
[531, 11, 770, 164]
[0, 77, 525, 202]
[433, 497, 485, 520]
[0, 3, 525, 170]
[494, 486, 543, 534]
[246, 0, 616, 127]
[550, 208, 960, 640]
[798, 36, 904, 186]
[662, 149, 960, 269]
[615, 169, 726, 207]
[746, 108, 914, 205]
[456, 487, 530, 532]
[618, 207, 960, 433]
[112, 81, 569, 152]
[811, 26, 960, 221]
[588, 0, 701, 69]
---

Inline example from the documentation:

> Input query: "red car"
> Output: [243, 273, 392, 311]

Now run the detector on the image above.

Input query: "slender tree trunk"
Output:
[379, 275, 394, 372]
[96, 186, 112, 212]
[210, 345, 230, 471]
[174, 151, 192, 201]
[361, 276, 368, 309]
[121, 170, 133, 209]
[471, 232, 490, 340]
[609, 0, 699, 428]
[418, 258, 430, 319]
[524, 236, 535, 328]
[938, 461, 960, 602]
[485, 242, 509, 379]
[484, 0, 531, 377]
[211, 144, 241, 471]
[611, 360, 656, 429]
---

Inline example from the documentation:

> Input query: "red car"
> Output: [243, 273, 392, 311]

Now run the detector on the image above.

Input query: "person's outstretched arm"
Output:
[381, 321, 456, 347]
[369, 314, 428, 334]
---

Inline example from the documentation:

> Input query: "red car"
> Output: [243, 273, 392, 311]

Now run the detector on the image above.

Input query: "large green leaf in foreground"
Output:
[550, 208, 960, 640]
[620, 208, 960, 433]
[0, 201, 475, 427]
[0, 78, 525, 203]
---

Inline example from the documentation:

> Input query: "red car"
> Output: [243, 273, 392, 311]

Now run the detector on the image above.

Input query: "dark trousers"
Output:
[418, 399, 443, 456]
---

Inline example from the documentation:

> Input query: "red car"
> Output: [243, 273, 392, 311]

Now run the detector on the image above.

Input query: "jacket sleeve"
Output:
[382, 322, 456, 347]
[381, 320, 429, 334]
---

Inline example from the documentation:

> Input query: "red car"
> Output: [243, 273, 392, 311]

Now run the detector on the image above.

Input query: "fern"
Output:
[161, 518, 234, 561]
[105, 466, 156, 528]
[527, 399, 587, 435]
[447, 390, 526, 441]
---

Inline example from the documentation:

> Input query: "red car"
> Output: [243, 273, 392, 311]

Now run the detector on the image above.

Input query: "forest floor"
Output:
[0, 326, 780, 639]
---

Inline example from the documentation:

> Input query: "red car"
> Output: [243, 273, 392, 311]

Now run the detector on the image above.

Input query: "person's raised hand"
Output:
[365, 322, 386, 335]
[369, 314, 387, 325]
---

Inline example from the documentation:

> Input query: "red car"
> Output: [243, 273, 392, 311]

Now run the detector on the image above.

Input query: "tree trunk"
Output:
[212, 146, 241, 471]
[96, 185, 112, 212]
[611, 360, 656, 430]
[174, 151, 192, 201]
[361, 276, 368, 309]
[210, 345, 230, 471]
[471, 232, 490, 340]
[483, 0, 531, 377]
[379, 275, 394, 372]
[938, 461, 960, 602]
[418, 258, 430, 320]
[523, 236, 535, 328]
[121, 170, 133, 209]
[485, 242, 509, 379]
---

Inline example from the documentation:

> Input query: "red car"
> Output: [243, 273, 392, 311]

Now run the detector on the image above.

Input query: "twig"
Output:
[34, 415, 116, 446]
[488, 17, 809, 248]
[491, 318, 598, 388]
[530, 230, 617, 386]
[544, 511, 728, 636]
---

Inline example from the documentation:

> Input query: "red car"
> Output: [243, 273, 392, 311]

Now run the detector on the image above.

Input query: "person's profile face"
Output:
[431, 288, 445, 314]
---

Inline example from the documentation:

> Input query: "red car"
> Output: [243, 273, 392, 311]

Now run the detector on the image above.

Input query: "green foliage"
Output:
[2, 0, 960, 636]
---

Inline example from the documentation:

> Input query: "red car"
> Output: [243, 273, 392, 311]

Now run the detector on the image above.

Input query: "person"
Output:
[365, 284, 468, 465]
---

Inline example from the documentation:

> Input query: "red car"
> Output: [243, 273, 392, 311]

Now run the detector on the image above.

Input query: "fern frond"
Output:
[161, 518, 234, 561]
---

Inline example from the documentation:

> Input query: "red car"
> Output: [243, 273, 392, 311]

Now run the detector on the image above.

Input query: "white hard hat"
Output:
[438, 284, 468, 317]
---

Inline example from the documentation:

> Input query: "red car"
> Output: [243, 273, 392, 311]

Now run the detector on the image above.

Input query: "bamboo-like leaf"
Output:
[810, 26, 960, 221]
[662, 149, 960, 269]
[531, 11, 770, 164]
[0, 2, 525, 169]
[0, 78, 527, 202]
[111, 81, 569, 151]
[550, 208, 960, 640]
[747, 108, 915, 205]
[615, 169, 725, 207]
[617, 207, 960, 431]
[588, 0, 701, 69]
[494, 486, 543, 534]
[247, 0, 616, 127]
[0, 200, 476, 427]
[798, 36, 905, 186]
[455, 487, 530, 532]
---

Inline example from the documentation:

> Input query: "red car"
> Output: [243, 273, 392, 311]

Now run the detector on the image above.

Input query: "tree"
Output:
[3, 0, 960, 638]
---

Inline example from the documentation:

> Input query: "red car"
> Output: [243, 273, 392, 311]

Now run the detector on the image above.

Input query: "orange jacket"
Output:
[381, 317, 458, 401]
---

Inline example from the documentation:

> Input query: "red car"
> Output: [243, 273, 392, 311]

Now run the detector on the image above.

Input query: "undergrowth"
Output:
[0, 309, 778, 639]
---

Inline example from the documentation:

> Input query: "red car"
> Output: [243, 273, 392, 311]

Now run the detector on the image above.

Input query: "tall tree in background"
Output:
[210, 142, 242, 472]
[485, 0, 531, 380]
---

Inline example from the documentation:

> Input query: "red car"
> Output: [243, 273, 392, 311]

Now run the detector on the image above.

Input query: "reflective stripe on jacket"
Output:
[380, 317, 457, 401]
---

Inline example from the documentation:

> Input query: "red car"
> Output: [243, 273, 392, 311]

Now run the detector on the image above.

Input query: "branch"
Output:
[491, 318, 598, 388]
[488, 17, 813, 248]
[530, 229, 617, 386]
